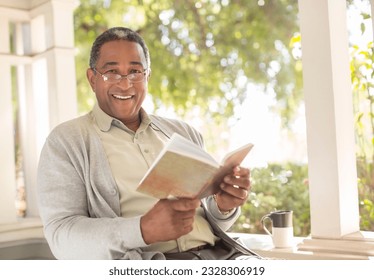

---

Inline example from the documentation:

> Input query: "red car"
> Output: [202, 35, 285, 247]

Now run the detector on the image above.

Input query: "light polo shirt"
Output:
[92, 104, 218, 253]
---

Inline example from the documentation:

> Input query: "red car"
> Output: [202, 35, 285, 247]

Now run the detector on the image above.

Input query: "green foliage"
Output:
[230, 163, 310, 237]
[356, 145, 374, 231]
[74, 0, 301, 126]
[350, 41, 374, 231]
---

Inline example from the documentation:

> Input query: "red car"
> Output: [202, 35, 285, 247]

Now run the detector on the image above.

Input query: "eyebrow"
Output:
[101, 61, 144, 69]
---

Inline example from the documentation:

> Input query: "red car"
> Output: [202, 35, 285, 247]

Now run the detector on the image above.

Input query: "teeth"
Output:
[113, 95, 132, 100]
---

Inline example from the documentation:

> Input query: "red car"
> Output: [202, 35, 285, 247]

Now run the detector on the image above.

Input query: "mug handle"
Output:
[261, 214, 272, 236]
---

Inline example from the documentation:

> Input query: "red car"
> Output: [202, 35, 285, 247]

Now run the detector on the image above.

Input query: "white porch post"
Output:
[0, 0, 77, 220]
[298, 0, 359, 238]
[0, 16, 17, 224]
[22, 0, 78, 217]
[32, 0, 77, 129]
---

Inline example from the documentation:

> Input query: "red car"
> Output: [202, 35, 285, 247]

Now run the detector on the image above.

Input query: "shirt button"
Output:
[144, 149, 149, 153]
[110, 189, 117, 195]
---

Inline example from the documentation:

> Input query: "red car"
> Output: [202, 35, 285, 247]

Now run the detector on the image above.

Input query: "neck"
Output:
[123, 115, 141, 132]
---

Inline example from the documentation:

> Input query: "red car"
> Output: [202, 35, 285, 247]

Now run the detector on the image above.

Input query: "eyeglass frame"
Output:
[93, 67, 148, 84]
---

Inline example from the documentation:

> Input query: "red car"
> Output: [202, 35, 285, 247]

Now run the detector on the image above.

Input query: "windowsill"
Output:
[0, 217, 45, 242]
[230, 232, 374, 260]
[1, 219, 374, 260]
[0, 218, 55, 260]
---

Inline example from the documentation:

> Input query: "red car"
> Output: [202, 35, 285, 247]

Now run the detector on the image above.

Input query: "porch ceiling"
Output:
[0, 0, 52, 10]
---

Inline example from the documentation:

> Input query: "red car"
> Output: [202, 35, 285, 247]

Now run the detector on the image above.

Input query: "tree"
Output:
[74, 0, 301, 126]
[350, 40, 374, 231]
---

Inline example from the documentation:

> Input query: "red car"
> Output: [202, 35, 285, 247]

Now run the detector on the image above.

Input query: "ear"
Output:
[86, 68, 97, 92]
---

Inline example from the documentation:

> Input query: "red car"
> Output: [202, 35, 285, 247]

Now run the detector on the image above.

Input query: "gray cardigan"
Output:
[37, 111, 239, 259]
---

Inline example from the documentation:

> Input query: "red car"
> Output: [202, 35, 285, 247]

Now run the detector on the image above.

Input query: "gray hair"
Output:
[89, 27, 150, 69]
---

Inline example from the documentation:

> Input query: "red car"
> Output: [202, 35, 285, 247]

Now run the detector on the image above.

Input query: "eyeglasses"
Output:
[93, 68, 147, 84]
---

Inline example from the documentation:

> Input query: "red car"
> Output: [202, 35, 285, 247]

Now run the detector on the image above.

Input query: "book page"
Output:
[221, 143, 254, 167]
[197, 143, 254, 198]
[137, 151, 218, 199]
[167, 133, 218, 167]
[140, 133, 219, 183]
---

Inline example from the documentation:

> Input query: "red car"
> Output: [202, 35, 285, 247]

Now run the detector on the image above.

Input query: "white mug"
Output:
[261, 210, 294, 248]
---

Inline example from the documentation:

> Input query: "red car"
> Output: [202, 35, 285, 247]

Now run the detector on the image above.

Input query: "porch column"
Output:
[0, 0, 78, 219]
[21, 0, 78, 217]
[32, 0, 77, 129]
[298, 0, 359, 238]
[0, 16, 17, 224]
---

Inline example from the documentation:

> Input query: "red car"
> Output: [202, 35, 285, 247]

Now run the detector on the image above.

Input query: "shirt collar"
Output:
[92, 103, 152, 132]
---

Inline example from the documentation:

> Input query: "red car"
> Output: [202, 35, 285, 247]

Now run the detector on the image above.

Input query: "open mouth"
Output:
[112, 94, 133, 100]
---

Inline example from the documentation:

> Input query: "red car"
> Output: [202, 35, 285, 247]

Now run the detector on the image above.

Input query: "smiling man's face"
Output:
[87, 40, 150, 129]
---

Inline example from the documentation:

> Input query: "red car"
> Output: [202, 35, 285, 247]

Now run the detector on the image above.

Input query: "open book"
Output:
[136, 133, 254, 199]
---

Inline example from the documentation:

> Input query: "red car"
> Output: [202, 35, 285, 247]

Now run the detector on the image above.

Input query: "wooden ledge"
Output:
[230, 232, 374, 260]
[297, 231, 374, 258]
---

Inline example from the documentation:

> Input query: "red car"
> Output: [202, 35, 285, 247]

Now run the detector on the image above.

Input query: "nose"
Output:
[116, 76, 132, 89]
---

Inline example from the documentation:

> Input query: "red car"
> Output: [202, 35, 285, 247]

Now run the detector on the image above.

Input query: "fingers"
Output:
[221, 166, 250, 194]
[220, 185, 248, 200]
[140, 198, 200, 244]
[233, 165, 250, 177]
[170, 198, 199, 232]
[181, 216, 195, 231]
[214, 166, 251, 211]
[170, 198, 200, 211]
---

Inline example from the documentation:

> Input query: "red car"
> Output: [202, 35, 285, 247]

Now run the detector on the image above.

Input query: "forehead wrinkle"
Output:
[101, 61, 118, 69]
[129, 61, 145, 68]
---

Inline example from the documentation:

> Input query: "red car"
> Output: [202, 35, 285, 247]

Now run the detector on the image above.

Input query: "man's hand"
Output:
[215, 166, 251, 213]
[140, 198, 200, 244]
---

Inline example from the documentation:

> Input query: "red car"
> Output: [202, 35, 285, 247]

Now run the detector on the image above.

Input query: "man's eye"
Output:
[129, 69, 142, 74]
[105, 69, 117, 74]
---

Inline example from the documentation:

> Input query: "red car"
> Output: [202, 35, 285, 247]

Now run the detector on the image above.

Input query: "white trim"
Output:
[0, 54, 32, 64]
[0, 0, 49, 10]
[0, 6, 30, 21]
[297, 234, 374, 257]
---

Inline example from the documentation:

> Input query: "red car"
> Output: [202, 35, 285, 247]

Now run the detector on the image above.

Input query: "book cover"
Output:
[136, 133, 253, 199]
